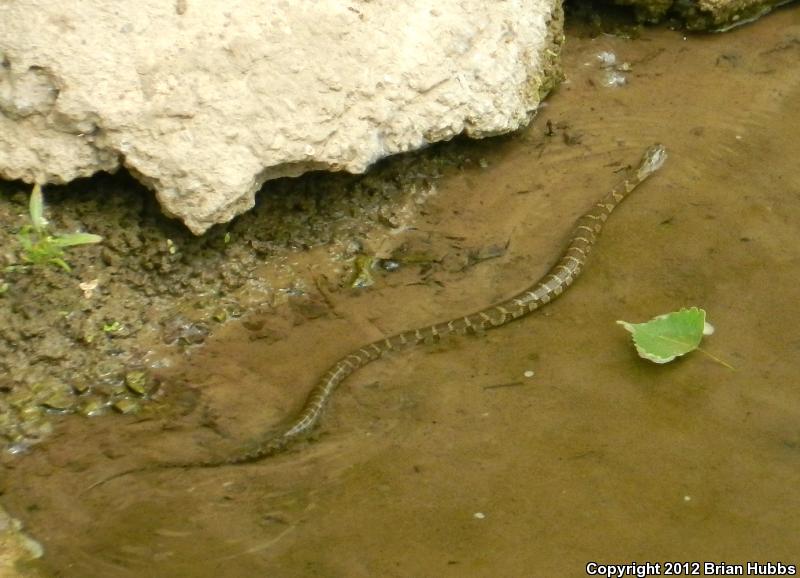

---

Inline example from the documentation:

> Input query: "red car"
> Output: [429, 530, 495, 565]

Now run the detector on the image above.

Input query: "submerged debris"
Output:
[350, 255, 379, 289]
[596, 50, 632, 87]
[0, 504, 43, 573]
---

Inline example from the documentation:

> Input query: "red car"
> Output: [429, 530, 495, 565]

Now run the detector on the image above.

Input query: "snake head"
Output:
[636, 144, 667, 180]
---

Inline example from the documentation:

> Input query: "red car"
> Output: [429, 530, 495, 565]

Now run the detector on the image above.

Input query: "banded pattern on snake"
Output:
[90, 144, 666, 489]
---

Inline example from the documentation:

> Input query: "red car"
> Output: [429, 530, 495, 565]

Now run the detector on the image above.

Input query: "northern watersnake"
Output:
[90, 144, 667, 489]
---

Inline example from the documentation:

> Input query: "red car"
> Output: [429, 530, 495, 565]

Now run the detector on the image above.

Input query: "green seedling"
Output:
[12, 183, 102, 272]
[102, 321, 123, 333]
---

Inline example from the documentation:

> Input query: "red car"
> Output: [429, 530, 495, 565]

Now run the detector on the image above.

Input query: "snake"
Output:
[88, 144, 667, 490]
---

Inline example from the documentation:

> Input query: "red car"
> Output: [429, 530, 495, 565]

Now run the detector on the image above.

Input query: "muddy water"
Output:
[4, 7, 800, 577]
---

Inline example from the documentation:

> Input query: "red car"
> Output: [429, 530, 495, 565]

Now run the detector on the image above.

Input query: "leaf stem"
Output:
[696, 347, 736, 370]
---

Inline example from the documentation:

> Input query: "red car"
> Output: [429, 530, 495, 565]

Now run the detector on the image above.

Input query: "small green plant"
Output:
[103, 321, 123, 333]
[11, 183, 102, 272]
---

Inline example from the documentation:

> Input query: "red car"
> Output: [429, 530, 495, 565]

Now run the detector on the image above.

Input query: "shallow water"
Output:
[3, 7, 800, 577]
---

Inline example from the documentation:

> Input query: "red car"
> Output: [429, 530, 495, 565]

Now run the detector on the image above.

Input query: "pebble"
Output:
[112, 398, 141, 415]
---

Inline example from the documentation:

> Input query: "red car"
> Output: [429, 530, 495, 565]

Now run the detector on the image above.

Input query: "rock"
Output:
[674, 0, 793, 31]
[0, 1, 564, 234]
[613, 0, 790, 30]
[0, 503, 43, 576]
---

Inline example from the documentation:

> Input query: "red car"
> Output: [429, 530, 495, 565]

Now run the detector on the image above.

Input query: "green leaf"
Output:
[103, 321, 123, 333]
[29, 183, 47, 231]
[50, 233, 103, 248]
[49, 257, 72, 272]
[617, 307, 712, 364]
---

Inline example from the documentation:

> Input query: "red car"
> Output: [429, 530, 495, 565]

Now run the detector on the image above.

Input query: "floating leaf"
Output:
[617, 307, 715, 364]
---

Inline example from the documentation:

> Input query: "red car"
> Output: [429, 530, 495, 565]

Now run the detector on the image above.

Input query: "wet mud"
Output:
[1, 5, 799, 577]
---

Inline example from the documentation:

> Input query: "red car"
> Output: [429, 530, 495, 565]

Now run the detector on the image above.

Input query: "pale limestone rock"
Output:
[0, 1, 563, 233]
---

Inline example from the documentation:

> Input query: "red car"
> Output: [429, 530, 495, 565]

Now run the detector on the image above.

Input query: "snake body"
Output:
[90, 144, 666, 489]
